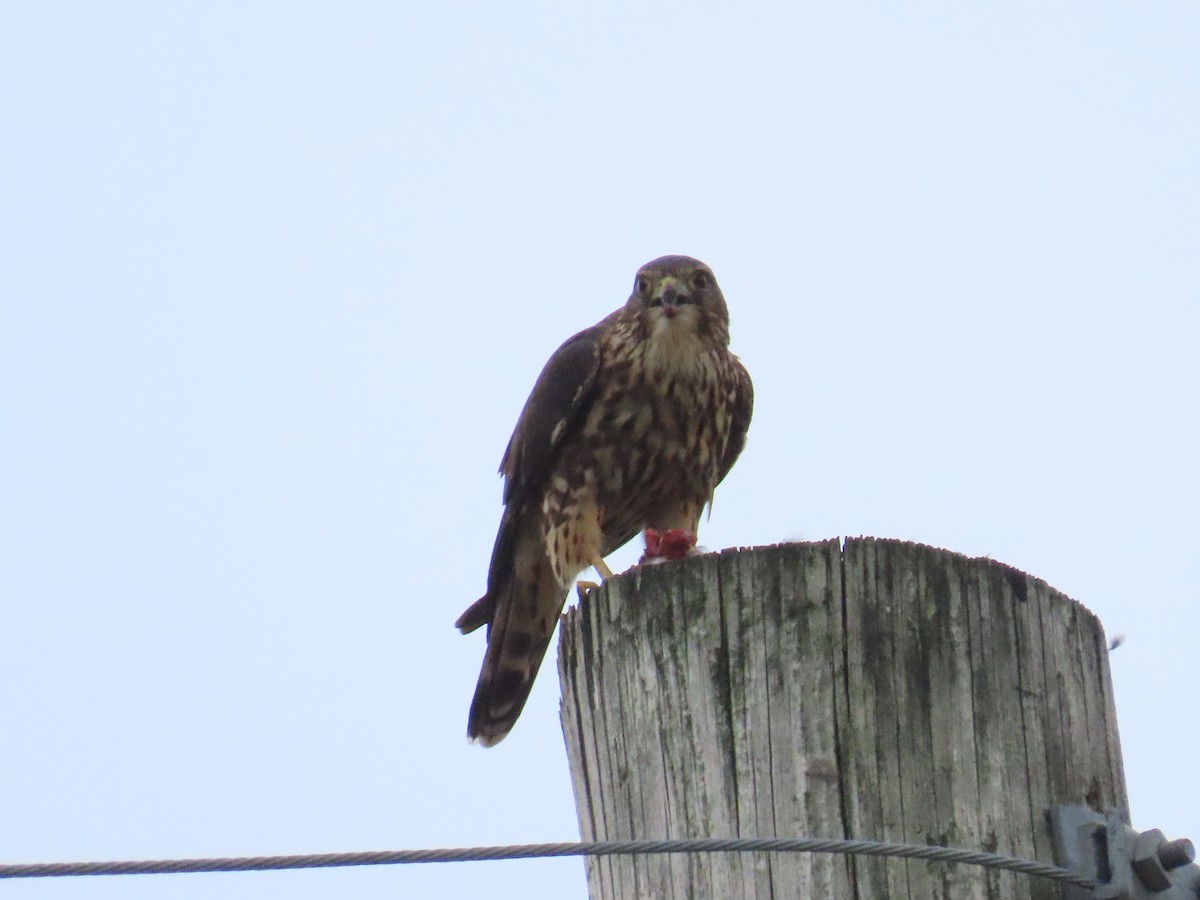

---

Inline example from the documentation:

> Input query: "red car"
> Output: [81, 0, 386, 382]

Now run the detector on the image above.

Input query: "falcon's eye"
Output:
[691, 270, 712, 290]
[635, 276, 651, 295]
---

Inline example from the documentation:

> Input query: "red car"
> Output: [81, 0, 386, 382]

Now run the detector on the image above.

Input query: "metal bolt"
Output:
[1158, 837, 1195, 870]
[1133, 829, 1172, 891]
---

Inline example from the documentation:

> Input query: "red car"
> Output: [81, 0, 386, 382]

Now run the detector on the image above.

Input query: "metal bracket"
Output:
[1051, 806, 1200, 899]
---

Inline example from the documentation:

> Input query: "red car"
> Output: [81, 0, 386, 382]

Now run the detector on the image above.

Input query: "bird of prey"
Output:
[455, 255, 753, 747]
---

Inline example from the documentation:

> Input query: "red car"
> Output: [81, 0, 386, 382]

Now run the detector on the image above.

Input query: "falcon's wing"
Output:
[499, 311, 616, 505]
[716, 356, 754, 486]
[455, 313, 613, 636]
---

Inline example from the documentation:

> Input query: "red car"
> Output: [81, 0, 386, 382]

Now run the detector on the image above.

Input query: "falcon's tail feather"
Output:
[464, 536, 566, 747]
[454, 594, 493, 635]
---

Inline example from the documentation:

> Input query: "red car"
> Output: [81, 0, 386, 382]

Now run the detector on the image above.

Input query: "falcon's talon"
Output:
[576, 580, 602, 603]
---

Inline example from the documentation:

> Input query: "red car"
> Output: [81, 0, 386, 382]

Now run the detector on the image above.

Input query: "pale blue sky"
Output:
[2, 2, 1197, 898]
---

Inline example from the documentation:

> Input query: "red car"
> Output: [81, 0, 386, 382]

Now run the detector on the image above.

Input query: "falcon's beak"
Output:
[650, 276, 690, 319]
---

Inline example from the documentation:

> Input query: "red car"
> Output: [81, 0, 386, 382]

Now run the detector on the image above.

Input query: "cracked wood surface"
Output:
[558, 538, 1126, 900]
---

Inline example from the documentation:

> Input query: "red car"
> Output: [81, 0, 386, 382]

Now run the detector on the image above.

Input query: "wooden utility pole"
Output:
[558, 538, 1127, 899]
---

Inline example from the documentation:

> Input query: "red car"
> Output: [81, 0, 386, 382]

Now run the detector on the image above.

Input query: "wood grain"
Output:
[558, 538, 1127, 899]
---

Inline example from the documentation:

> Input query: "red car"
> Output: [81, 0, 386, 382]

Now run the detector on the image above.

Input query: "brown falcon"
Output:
[455, 255, 753, 746]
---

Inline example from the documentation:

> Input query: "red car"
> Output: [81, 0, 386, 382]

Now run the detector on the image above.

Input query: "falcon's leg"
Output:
[639, 527, 699, 565]
[575, 556, 612, 602]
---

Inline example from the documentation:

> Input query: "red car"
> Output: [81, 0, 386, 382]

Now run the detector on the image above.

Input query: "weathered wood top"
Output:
[559, 538, 1126, 900]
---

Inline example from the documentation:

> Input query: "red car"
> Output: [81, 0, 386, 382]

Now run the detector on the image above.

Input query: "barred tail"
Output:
[463, 531, 566, 747]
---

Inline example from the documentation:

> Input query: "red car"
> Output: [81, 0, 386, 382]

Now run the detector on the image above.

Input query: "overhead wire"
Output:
[0, 835, 1095, 887]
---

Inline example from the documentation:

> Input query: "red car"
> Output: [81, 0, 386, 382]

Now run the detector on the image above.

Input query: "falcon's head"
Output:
[627, 255, 730, 346]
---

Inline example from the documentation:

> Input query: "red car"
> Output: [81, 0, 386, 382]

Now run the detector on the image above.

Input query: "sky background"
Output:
[2, 2, 1197, 897]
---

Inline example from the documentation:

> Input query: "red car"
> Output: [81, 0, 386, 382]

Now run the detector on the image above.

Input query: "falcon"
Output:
[455, 255, 753, 746]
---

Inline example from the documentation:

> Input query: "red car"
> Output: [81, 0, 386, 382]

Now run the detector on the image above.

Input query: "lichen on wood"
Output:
[558, 538, 1126, 900]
